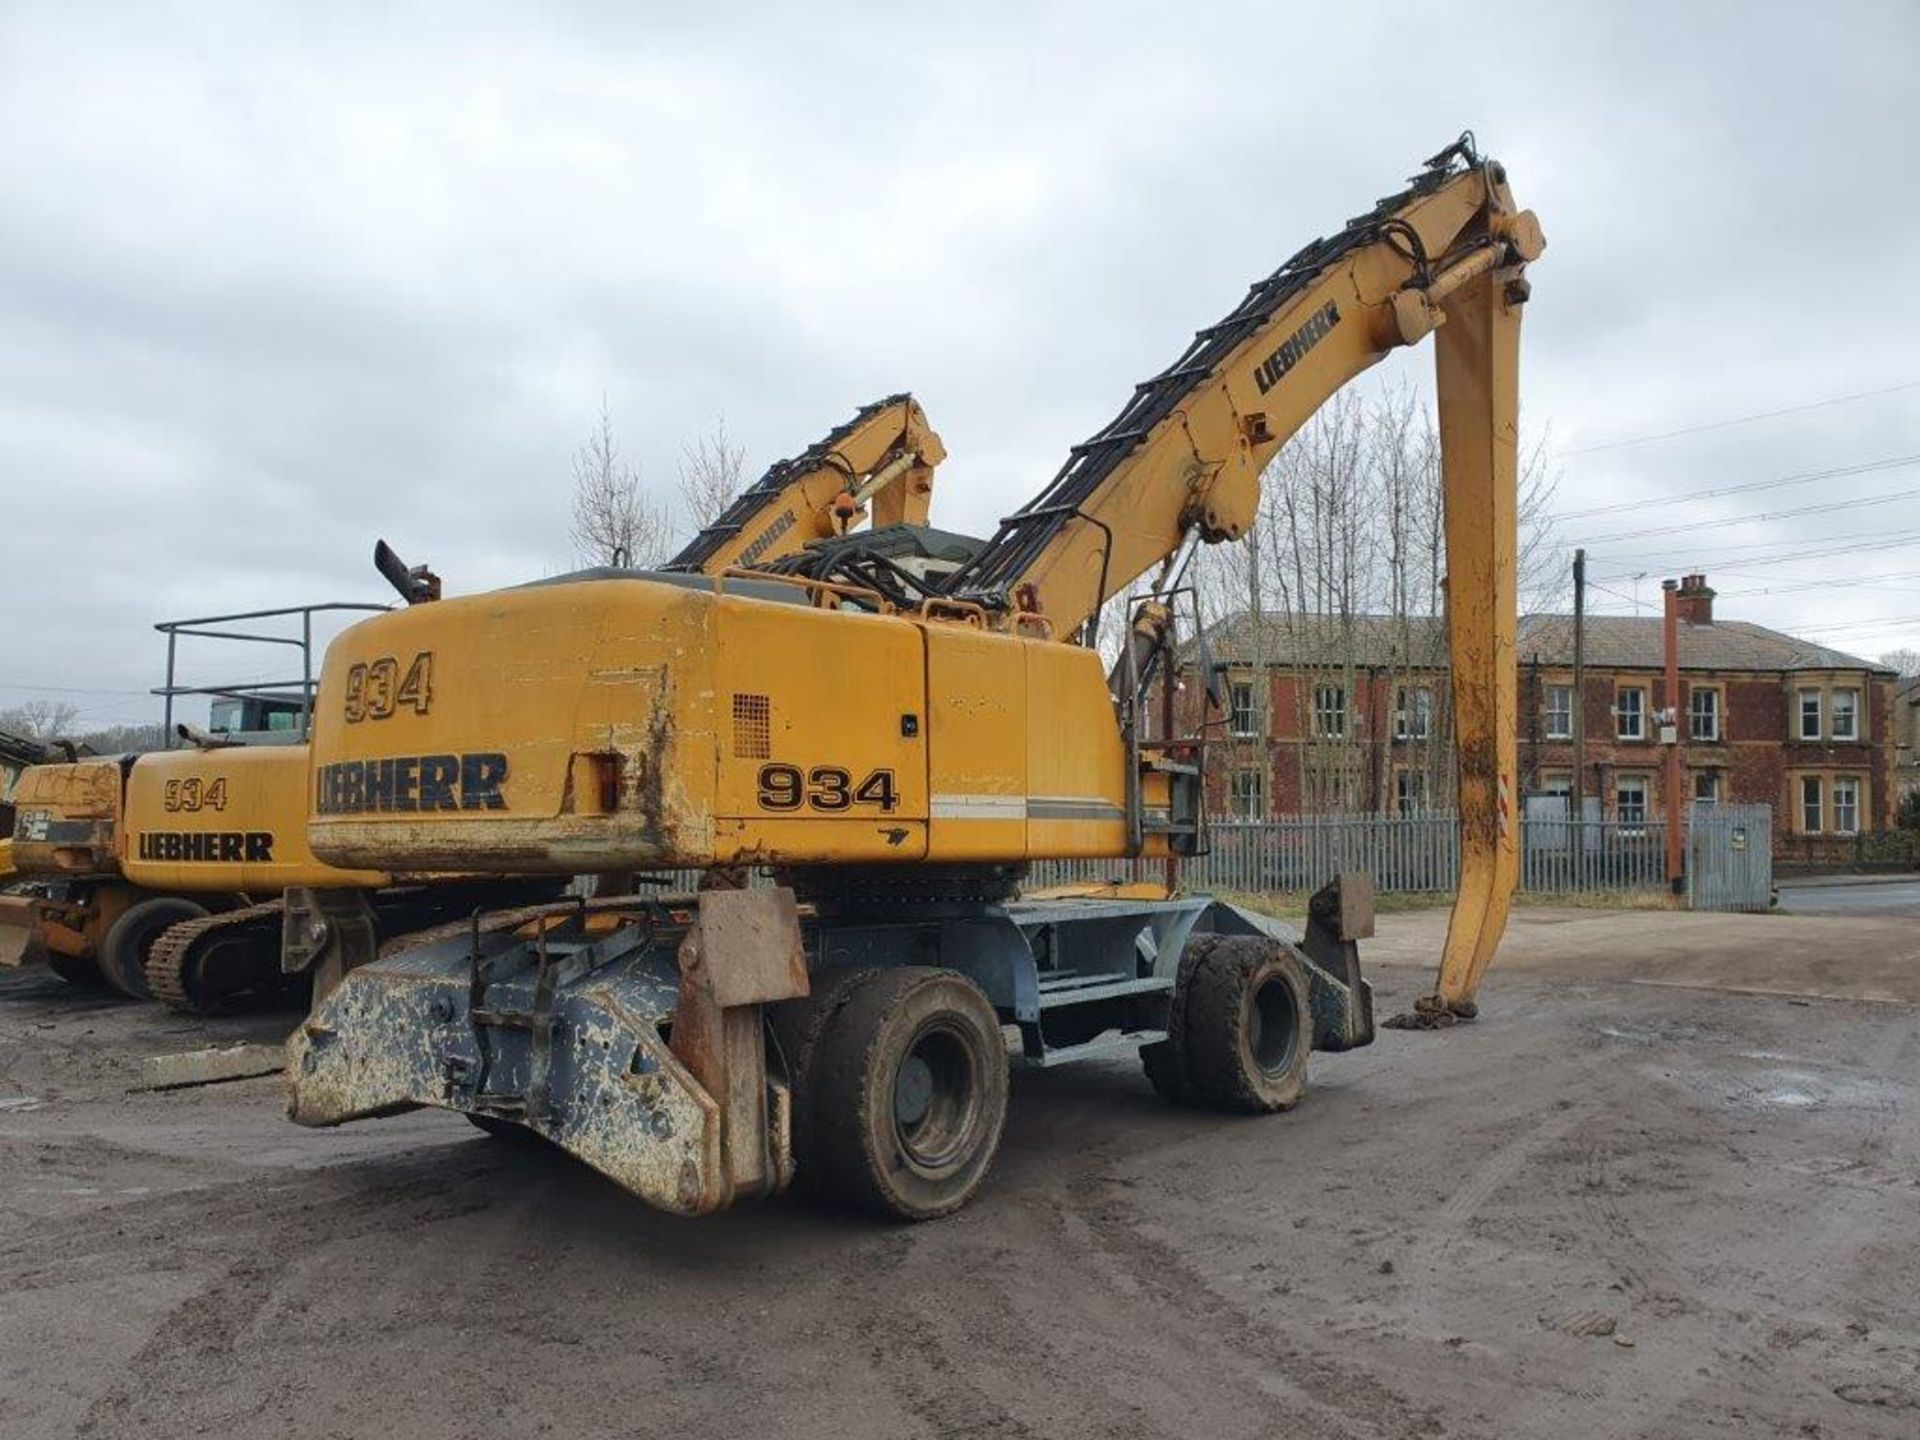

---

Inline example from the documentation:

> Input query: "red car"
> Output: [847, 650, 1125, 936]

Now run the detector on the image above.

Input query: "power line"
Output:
[1570, 487, 1919, 545]
[1717, 568, 1920, 599]
[0, 681, 152, 696]
[1550, 454, 1920, 521]
[1564, 380, 1920, 457]
[1790, 613, 1920, 634]
[1588, 526, 1920, 574]
[1587, 529, 1920, 582]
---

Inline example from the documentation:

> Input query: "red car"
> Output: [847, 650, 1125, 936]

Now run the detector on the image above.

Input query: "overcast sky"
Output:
[3, 1, 1917, 729]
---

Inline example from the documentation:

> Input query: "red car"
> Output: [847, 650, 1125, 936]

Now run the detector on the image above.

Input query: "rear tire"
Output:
[810, 967, 1008, 1220]
[99, 897, 208, 1000]
[767, 967, 871, 1191]
[46, 948, 106, 988]
[1140, 933, 1228, 1104]
[465, 1113, 547, 1146]
[1182, 938, 1312, 1113]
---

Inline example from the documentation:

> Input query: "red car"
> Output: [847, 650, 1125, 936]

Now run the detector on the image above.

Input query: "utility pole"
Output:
[1661, 578, 1685, 895]
[1571, 549, 1586, 813]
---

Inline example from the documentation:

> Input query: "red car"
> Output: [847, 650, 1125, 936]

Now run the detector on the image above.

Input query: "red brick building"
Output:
[1190, 576, 1898, 846]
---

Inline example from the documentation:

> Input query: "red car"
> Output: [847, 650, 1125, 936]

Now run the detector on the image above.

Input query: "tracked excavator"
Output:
[3, 396, 946, 1009]
[286, 136, 1540, 1218]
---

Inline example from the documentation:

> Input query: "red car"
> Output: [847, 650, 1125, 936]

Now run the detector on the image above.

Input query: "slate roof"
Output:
[1201, 611, 1890, 675]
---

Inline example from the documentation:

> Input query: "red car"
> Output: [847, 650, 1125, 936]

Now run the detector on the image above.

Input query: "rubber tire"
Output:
[99, 897, 209, 1000]
[1140, 933, 1231, 1105]
[810, 967, 1009, 1220]
[1182, 937, 1312, 1114]
[46, 947, 106, 988]
[768, 967, 873, 1192]
[465, 1113, 547, 1146]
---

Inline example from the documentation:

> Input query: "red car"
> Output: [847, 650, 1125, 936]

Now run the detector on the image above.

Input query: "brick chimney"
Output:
[1675, 572, 1715, 625]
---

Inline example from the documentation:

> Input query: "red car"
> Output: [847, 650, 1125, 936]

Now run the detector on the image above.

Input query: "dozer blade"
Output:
[0, 892, 38, 969]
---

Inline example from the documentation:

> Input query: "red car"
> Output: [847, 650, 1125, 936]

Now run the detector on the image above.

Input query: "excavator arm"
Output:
[663, 394, 945, 574]
[948, 137, 1541, 1019]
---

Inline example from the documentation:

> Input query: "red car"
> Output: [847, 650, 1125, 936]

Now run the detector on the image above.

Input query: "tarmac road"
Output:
[3, 904, 1919, 1440]
[1777, 877, 1920, 915]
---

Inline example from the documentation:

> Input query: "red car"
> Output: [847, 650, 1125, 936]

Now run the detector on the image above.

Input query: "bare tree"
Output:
[1, 699, 81, 741]
[677, 418, 747, 529]
[1189, 383, 1560, 815]
[1879, 649, 1920, 677]
[570, 402, 669, 568]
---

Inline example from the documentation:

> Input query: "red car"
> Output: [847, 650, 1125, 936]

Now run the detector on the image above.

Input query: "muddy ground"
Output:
[3, 904, 1918, 1440]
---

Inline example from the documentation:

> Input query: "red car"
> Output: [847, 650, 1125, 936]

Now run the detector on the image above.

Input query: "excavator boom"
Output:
[665, 394, 944, 574]
[943, 136, 1537, 1019]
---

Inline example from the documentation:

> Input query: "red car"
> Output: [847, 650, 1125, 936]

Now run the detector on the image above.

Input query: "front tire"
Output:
[810, 967, 1009, 1220]
[1182, 938, 1312, 1113]
[99, 897, 208, 1000]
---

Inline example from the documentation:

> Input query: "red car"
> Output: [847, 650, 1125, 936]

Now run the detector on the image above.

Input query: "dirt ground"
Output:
[3, 905, 1919, 1440]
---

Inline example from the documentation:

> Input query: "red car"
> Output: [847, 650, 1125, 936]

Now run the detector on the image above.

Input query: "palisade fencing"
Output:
[1028, 803, 1774, 911]
[625, 805, 1773, 912]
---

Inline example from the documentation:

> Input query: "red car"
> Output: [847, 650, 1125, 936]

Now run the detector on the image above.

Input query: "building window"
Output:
[1395, 686, 1433, 741]
[1689, 686, 1721, 742]
[1616, 687, 1646, 741]
[1833, 776, 1860, 834]
[1544, 685, 1573, 740]
[1313, 684, 1347, 739]
[1394, 768, 1430, 814]
[1693, 770, 1720, 804]
[1540, 771, 1572, 797]
[1229, 767, 1265, 819]
[1798, 689, 1822, 741]
[1304, 768, 1358, 814]
[1800, 775, 1823, 834]
[1227, 679, 1259, 737]
[1832, 688, 1859, 741]
[1616, 774, 1649, 825]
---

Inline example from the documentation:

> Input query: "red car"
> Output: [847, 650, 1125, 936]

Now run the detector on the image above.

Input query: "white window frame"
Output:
[1692, 770, 1720, 804]
[1832, 688, 1860, 742]
[1540, 771, 1573, 798]
[1544, 685, 1573, 741]
[1227, 679, 1259, 738]
[1229, 766, 1265, 819]
[1616, 687, 1646, 741]
[1833, 775, 1860, 834]
[1615, 774, 1649, 825]
[1688, 686, 1721, 743]
[1394, 767, 1430, 815]
[1313, 684, 1347, 740]
[1395, 686, 1433, 741]
[1798, 688, 1822, 741]
[1799, 775, 1823, 834]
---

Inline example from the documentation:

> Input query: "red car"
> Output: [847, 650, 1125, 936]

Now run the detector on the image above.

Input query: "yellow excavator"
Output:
[3, 396, 947, 1009]
[287, 136, 1539, 1218]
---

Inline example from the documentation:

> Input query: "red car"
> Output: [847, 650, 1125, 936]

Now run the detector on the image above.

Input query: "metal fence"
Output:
[622, 805, 1774, 912]
[1029, 803, 1776, 911]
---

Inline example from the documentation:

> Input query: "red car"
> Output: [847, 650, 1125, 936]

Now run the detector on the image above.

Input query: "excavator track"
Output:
[145, 899, 289, 1015]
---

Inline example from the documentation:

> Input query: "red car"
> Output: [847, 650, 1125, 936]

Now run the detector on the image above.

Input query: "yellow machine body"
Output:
[306, 143, 1534, 1016]
[307, 578, 1151, 873]
[121, 745, 389, 891]
[9, 747, 383, 891]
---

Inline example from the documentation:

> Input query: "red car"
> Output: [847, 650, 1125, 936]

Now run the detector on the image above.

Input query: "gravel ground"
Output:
[2, 905, 1918, 1440]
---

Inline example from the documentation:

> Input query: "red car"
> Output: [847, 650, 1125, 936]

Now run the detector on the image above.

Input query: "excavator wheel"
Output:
[1139, 933, 1230, 1105]
[465, 1114, 548, 1146]
[809, 967, 1008, 1220]
[98, 897, 208, 1000]
[1181, 937, 1312, 1114]
[46, 947, 106, 989]
[767, 967, 873, 1193]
